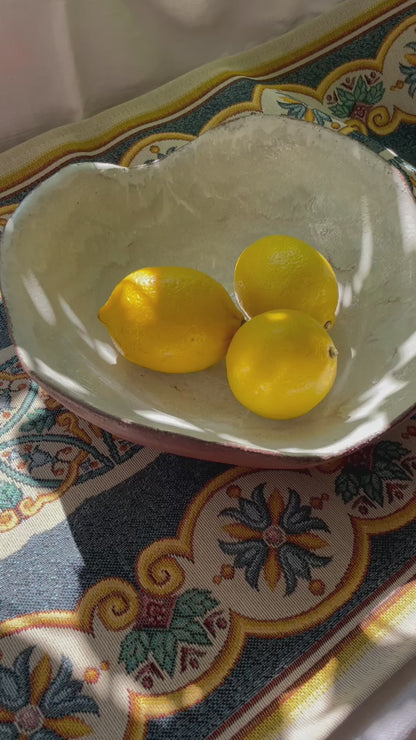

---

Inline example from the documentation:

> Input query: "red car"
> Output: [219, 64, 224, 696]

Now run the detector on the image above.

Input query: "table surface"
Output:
[1, 1, 416, 739]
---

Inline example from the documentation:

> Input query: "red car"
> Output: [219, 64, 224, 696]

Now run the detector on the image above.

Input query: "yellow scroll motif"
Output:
[2, 467, 416, 740]
[200, 15, 416, 137]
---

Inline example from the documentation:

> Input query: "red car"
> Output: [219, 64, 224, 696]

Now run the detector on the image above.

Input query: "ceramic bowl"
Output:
[2, 114, 416, 468]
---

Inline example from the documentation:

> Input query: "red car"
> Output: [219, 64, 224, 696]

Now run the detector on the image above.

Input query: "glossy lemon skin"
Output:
[234, 235, 339, 328]
[226, 309, 338, 419]
[99, 266, 244, 373]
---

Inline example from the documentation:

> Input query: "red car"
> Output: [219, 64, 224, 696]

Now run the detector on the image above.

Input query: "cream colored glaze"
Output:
[2, 114, 416, 462]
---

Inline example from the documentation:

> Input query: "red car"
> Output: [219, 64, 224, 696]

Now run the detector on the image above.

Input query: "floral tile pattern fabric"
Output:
[1, 2, 416, 738]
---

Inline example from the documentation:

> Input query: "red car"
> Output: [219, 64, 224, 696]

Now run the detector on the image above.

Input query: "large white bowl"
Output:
[2, 114, 416, 468]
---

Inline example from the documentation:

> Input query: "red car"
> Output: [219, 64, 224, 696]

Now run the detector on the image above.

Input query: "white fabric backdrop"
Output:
[0, 0, 346, 152]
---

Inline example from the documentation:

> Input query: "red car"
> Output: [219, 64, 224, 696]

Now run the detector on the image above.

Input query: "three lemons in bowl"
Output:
[98, 235, 339, 420]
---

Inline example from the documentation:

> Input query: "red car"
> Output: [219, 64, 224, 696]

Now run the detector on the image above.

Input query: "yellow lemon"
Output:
[98, 266, 243, 373]
[234, 235, 339, 328]
[226, 309, 338, 419]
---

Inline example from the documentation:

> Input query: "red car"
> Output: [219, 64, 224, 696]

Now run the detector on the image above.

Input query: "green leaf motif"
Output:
[336, 87, 356, 105]
[374, 461, 411, 482]
[374, 440, 409, 463]
[118, 589, 219, 677]
[149, 630, 177, 677]
[367, 81, 384, 104]
[335, 470, 360, 502]
[20, 408, 57, 434]
[354, 75, 367, 101]
[170, 617, 212, 646]
[361, 472, 384, 505]
[0, 482, 22, 512]
[328, 102, 351, 119]
[336, 87, 355, 104]
[119, 630, 150, 674]
[174, 589, 219, 619]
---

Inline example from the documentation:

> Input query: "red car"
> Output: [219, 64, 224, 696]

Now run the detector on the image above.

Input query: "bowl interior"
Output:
[2, 114, 416, 463]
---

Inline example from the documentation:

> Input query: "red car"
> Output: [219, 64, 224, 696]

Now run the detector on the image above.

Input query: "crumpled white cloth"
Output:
[1, 0, 346, 152]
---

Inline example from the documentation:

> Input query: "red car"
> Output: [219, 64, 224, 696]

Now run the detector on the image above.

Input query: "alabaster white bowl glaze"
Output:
[2, 114, 416, 467]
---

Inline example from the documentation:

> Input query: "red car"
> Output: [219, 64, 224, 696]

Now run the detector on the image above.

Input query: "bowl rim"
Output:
[5, 339, 416, 470]
[1, 113, 416, 469]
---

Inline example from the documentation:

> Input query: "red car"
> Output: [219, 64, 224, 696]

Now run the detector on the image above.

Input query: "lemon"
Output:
[98, 266, 243, 373]
[226, 309, 338, 419]
[234, 235, 339, 328]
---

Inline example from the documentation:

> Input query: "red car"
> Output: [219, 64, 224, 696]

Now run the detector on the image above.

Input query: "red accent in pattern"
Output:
[180, 646, 206, 673]
[135, 661, 164, 688]
[135, 592, 177, 630]
[204, 610, 227, 638]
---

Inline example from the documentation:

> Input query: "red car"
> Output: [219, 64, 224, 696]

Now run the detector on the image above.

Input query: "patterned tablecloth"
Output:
[1, 1, 416, 738]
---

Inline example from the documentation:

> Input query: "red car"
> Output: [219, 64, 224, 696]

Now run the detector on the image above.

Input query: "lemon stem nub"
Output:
[329, 346, 338, 358]
[324, 321, 332, 330]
